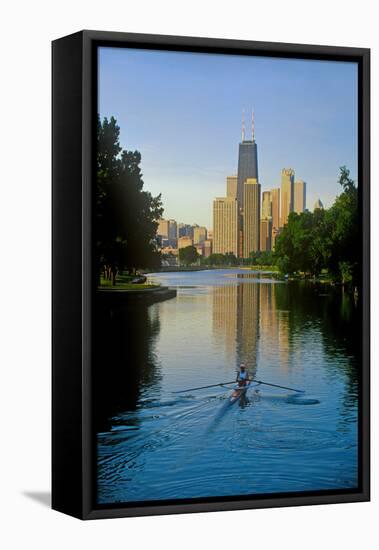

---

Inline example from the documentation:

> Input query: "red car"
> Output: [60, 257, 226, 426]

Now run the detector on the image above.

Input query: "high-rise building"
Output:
[157, 219, 170, 238]
[193, 226, 207, 244]
[262, 191, 272, 219]
[177, 223, 185, 237]
[294, 180, 306, 214]
[260, 218, 272, 251]
[280, 168, 295, 226]
[203, 239, 212, 258]
[168, 219, 177, 246]
[178, 236, 193, 249]
[237, 111, 258, 208]
[271, 188, 280, 230]
[213, 197, 239, 256]
[314, 198, 324, 211]
[226, 176, 238, 199]
[243, 178, 261, 258]
[177, 223, 192, 239]
[158, 218, 178, 245]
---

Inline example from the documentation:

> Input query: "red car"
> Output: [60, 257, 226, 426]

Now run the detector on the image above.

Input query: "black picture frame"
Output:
[52, 30, 370, 520]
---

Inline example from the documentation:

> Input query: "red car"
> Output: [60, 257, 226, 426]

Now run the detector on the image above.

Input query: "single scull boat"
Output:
[228, 381, 252, 405]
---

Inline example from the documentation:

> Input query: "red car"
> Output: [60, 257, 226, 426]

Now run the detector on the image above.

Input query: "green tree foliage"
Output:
[274, 166, 358, 286]
[178, 245, 199, 266]
[247, 250, 275, 266]
[202, 253, 238, 266]
[326, 166, 359, 283]
[96, 116, 163, 284]
[202, 253, 225, 266]
[275, 210, 324, 275]
[224, 252, 238, 266]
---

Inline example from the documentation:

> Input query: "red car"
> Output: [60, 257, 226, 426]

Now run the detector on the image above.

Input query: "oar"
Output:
[173, 379, 304, 395]
[173, 381, 236, 394]
[251, 379, 304, 393]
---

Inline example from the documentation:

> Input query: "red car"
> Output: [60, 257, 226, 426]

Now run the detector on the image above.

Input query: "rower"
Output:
[236, 364, 249, 387]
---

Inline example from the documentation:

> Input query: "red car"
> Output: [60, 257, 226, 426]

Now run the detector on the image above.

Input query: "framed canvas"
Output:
[52, 30, 370, 519]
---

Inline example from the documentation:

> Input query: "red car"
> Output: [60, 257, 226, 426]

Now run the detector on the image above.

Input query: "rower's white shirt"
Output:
[238, 371, 248, 380]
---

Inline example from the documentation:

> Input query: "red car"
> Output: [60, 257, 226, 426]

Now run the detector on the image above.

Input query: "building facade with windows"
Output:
[280, 168, 295, 226]
[243, 178, 261, 257]
[213, 197, 239, 256]
[294, 180, 306, 214]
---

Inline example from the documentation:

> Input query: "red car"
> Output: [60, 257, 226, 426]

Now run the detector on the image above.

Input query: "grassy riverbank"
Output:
[99, 273, 159, 290]
[249, 265, 279, 271]
[157, 265, 279, 272]
[275, 269, 353, 287]
[142, 265, 352, 289]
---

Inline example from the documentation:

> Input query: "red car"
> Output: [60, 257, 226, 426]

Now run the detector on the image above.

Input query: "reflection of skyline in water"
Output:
[212, 282, 290, 379]
[95, 270, 359, 504]
[211, 276, 358, 423]
[95, 274, 359, 430]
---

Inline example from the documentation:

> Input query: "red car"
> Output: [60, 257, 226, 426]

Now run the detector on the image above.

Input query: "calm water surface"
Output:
[94, 269, 359, 505]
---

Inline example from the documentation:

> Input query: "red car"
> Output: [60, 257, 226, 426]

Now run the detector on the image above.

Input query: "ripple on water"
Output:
[229, 426, 345, 452]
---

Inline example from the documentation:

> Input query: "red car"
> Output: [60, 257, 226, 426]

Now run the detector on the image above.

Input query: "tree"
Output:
[248, 251, 260, 265]
[179, 245, 199, 266]
[204, 253, 225, 266]
[274, 209, 334, 276]
[274, 211, 314, 275]
[96, 116, 163, 284]
[247, 250, 274, 266]
[257, 250, 275, 266]
[326, 166, 359, 285]
[224, 252, 238, 266]
[273, 166, 359, 286]
[202, 253, 237, 266]
[308, 207, 332, 276]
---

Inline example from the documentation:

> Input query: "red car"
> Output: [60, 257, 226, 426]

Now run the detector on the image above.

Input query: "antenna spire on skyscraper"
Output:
[242, 109, 245, 142]
[252, 110, 255, 141]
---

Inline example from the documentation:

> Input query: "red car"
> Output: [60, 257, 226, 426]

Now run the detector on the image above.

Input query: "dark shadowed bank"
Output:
[97, 286, 176, 305]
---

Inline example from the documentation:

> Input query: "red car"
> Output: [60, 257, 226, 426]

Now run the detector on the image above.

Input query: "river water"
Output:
[94, 269, 359, 505]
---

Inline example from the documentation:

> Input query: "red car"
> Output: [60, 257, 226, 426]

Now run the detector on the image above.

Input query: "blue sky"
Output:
[98, 47, 358, 228]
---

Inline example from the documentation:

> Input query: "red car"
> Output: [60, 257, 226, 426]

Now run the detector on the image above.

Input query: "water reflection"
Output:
[95, 269, 359, 503]
[212, 282, 292, 379]
[210, 274, 358, 426]
[237, 283, 260, 374]
[94, 273, 359, 428]
[274, 281, 359, 410]
[93, 298, 162, 432]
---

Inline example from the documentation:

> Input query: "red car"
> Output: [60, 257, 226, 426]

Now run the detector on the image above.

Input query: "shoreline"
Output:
[146, 267, 357, 291]
[97, 285, 177, 305]
[147, 265, 267, 273]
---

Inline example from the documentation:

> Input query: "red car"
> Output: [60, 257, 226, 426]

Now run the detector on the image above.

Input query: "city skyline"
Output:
[157, 125, 315, 259]
[99, 47, 358, 227]
[211, 121, 310, 258]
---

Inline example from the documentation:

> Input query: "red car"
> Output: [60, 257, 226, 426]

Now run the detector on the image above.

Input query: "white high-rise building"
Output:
[157, 219, 170, 238]
[193, 226, 207, 244]
[213, 197, 239, 256]
[280, 168, 295, 226]
[262, 191, 272, 219]
[294, 180, 306, 214]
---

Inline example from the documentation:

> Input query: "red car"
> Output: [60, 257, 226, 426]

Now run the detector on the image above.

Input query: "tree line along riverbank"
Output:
[96, 116, 359, 293]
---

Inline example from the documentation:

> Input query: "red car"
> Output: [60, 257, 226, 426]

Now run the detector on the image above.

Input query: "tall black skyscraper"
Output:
[237, 111, 258, 207]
